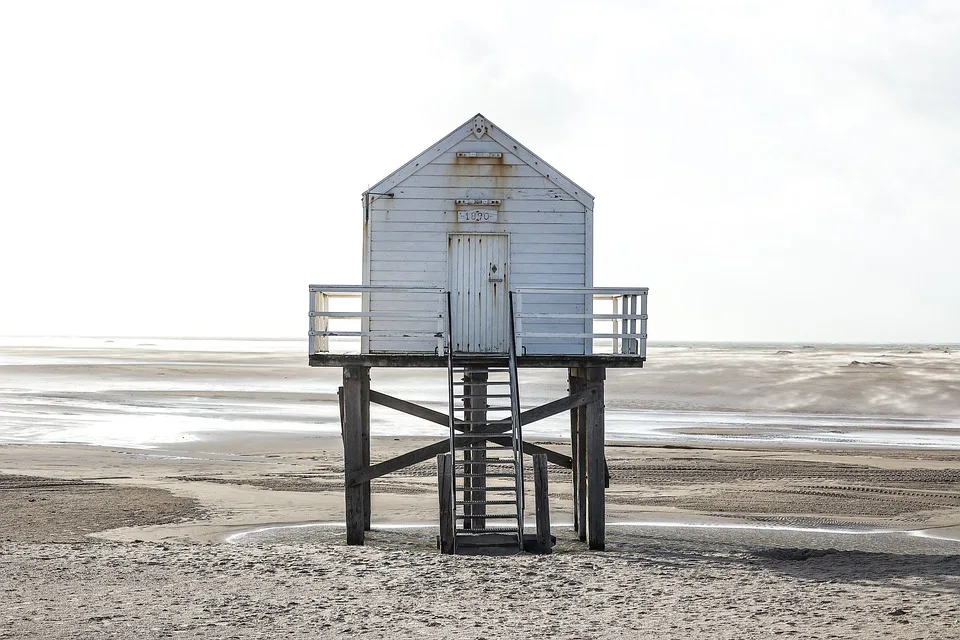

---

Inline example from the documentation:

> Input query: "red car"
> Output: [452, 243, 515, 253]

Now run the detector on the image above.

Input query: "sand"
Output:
[2, 434, 959, 639]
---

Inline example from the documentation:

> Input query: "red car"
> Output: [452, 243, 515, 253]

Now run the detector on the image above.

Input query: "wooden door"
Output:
[448, 234, 509, 353]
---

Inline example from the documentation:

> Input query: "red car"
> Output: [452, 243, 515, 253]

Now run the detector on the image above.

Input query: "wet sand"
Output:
[2, 339, 959, 637]
[2, 434, 959, 639]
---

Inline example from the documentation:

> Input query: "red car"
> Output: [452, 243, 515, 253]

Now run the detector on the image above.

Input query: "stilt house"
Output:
[310, 113, 648, 553]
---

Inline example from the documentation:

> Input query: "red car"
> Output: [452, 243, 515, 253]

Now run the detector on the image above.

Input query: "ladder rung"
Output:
[455, 441, 514, 446]
[453, 459, 516, 465]
[455, 430, 513, 435]
[458, 499, 518, 505]
[455, 486, 517, 492]
[455, 514, 517, 520]
[454, 445, 515, 451]
[454, 393, 513, 399]
[454, 449, 513, 454]
[451, 380, 511, 386]
[453, 406, 513, 412]
[456, 472, 516, 478]
[456, 527, 519, 533]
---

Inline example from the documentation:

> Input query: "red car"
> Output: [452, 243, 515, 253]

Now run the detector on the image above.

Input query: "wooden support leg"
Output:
[575, 368, 588, 542]
[438, 453, 455, 555]
[568, 368, 582, 535]
[361, 368, 371, 531]
[342, 366, 368, 545]
[533, 453, 551, 554]
[585, 367, 606, 551]
[463, 369, 487, 530]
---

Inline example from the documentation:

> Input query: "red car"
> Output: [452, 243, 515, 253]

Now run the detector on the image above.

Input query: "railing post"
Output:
[640, 290, 648, 359]
[611, 296, 619, 355]
[620, 293, 630, 354]
[437, 292, 446, 355]
[513, 290, 523, 356]
[359, 290, 369, 354]
[584, 289, 593, 356]
[308, 287, 316, 356]
[318, 292, 330, 353]
[626, 294, 638, 355]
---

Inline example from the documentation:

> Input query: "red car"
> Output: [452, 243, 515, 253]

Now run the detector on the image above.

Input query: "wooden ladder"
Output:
[444, 294, 525, 553]
[447, 355, 524, 552]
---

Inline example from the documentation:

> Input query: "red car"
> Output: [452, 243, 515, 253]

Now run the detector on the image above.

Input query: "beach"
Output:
[1, 338, 959, 638]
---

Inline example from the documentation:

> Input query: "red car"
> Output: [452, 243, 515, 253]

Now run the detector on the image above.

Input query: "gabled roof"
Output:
[366, 113, 594, 209]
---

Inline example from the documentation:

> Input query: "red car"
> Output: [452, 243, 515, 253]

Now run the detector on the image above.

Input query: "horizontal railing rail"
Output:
[308, 285, 447, 355]
[513, 287, 649, 357]
[309, 285, 648, 358]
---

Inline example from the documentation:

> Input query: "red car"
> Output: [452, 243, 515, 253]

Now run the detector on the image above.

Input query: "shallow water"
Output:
[226, 519, 960, 554]
[1, 337, 958, 449]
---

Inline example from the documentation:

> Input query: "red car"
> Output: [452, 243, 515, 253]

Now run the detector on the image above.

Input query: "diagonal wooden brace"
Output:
[369, 387, 598, 434]
[347, 439, 450, 487]
[345, 436, 574, 486]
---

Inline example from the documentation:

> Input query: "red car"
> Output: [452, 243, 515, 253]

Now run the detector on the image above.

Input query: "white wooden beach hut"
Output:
[361, 113, 594, 356]
[308, 113, 648, 554]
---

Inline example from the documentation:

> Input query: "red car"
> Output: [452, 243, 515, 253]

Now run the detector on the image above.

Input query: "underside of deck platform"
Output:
[309, 353, 645, 368]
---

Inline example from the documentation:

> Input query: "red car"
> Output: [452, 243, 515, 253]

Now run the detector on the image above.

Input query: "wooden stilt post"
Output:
[360, 367, 371, 531]
[568, 368, 582, 535]
[585, 366, 606, 551]
[463, 368, 487, 530]
[575, 367, 588, 542]
[533, 453, 551, 554]
[342, 365, 367, 545]
[438, 453, 455, 554]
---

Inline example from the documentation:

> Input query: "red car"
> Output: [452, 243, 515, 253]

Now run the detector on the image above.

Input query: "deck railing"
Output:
[308, 285, 447, 355]
[309, 285, 648, 358]
[512, 287, 648, 358]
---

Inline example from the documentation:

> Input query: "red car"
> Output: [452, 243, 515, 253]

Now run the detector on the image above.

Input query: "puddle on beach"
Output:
[224, 519, 960, 551]
[2, 338, 959, 449]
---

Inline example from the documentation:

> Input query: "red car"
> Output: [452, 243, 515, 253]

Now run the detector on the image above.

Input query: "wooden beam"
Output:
[478, 386, 598, 432]
[351, 434, 527, 486]
[342, 366, 367, 545]
[369, 389, 453, 428]
[585, 367, 606, 551]
[311, 353, 646, 369]
[486, 437, 572, 469]
[568, 368, 582, 535]
[438, 453, 455, 555]
[361, 370, 371, 531]
[337, 387, 344, 435]
[347, 439, 449, 486]
[520, 386, 598, 427]
[463, 369, 487, 531]
[533, 453, 551, 554]
[370, 387, 596, 436]
[569, 367, 589, 541]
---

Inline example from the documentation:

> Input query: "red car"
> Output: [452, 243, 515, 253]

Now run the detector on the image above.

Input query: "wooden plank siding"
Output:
[364, 116, 593, 355]
[370, 199, 586, 213]
[382, 187, 573, 201]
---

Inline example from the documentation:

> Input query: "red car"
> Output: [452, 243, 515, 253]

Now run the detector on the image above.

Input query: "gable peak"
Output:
[471, 114, 488, 139]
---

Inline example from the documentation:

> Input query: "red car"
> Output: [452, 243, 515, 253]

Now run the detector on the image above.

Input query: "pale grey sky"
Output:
[2, 1, 958, 342]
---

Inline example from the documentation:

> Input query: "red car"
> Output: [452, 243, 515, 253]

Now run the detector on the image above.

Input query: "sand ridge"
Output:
[1, 436, 959, 638]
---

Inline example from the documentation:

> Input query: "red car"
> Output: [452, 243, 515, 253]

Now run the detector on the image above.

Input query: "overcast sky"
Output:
[2, 1, 958, 343]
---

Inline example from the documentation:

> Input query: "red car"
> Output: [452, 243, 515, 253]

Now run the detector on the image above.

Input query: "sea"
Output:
[1, 336, 958, 450]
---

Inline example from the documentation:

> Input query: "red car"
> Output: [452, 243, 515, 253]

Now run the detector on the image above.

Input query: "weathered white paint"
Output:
[364, 113, 594, 355]
[448, 233, 508, 353]
[457, 209, 499, 223]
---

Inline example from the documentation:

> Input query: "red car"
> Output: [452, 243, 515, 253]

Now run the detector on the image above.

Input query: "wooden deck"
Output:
[309, 353, 645, 368]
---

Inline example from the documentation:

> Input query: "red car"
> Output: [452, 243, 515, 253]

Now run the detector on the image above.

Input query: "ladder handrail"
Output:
[507, 291, 525, 548]
[444, 291, 457, 554]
